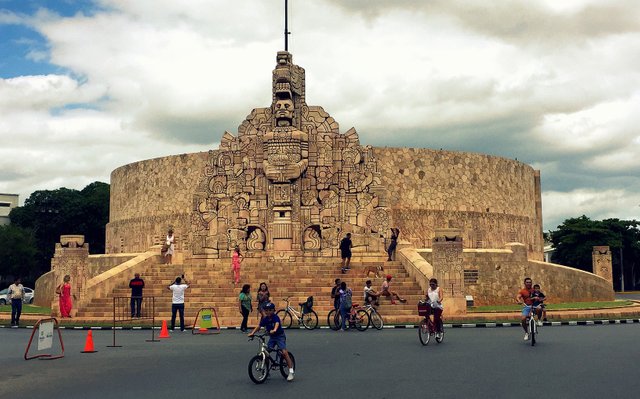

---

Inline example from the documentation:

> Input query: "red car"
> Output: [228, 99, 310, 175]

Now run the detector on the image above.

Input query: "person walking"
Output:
[256, 282, 270, 319]
[231, 246, 244, 285]
[168, 275, 189, 331]
[56, 275, 74, 318]
[8, 277, 25, 326]
[239, 284, 252, 332]
[164, 229, 175, 265]
[129, 273, 145, 318]
[387, 228, 400, 261]
[339, 233, 353, 273]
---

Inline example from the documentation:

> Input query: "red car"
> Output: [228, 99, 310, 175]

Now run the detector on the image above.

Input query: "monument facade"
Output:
[106, 52, 544, 261]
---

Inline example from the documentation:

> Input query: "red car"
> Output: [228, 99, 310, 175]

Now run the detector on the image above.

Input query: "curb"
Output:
[2, 319, 639, 330]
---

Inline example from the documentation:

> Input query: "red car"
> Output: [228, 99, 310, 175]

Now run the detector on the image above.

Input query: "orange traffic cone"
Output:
[81, 330, 98, 353]
[159, 320, 170, 339]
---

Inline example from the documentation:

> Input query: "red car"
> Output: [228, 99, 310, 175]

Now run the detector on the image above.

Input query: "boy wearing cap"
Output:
[380, 275, 407, 304]
[248, 302, 295, 381]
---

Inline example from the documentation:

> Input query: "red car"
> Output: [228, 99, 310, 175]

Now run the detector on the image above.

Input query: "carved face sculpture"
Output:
[275, 99, 294, 126]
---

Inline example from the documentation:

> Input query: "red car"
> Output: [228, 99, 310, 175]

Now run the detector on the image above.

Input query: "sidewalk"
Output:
[3, 302, 640, 329]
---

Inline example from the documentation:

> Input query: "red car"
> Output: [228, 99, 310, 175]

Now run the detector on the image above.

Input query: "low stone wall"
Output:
[76, 248, 162, 312]
[420, 243, 614, 306]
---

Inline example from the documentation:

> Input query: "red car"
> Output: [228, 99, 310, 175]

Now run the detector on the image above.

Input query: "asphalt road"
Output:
[1, 324, 638, 399]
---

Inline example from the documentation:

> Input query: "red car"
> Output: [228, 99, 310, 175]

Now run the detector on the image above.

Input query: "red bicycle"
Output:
[417, 300, 444, 345]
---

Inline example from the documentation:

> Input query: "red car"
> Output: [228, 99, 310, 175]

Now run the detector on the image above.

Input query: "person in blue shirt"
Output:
[247, 302, 295, 381]
[531, 284, 547, 326]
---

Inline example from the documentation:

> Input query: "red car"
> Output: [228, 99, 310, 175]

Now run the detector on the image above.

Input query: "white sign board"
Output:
[38, 320, 54, 351]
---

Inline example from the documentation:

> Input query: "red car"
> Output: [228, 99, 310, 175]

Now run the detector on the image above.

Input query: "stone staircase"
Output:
[75, 255, 425, 327]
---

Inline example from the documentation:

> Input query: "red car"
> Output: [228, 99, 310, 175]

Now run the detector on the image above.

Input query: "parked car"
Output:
[0, 287, 34, 305]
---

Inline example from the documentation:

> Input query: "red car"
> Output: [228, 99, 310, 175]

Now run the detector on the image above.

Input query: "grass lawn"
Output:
[468, 300, 634, 313]
[0, 304, 51, 314]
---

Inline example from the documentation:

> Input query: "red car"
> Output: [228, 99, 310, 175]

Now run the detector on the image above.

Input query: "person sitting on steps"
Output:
[380, 275, 407, 304]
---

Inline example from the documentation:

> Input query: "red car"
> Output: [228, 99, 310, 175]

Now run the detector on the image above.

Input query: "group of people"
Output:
[331, 274, 409, 331]
[339, 228, 400, 274]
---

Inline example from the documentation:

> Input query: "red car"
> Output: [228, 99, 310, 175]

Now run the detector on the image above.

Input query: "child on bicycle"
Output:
[247, 302, 295, 381]
[426, 278, 444, 338]
[531, 284, 547, 326]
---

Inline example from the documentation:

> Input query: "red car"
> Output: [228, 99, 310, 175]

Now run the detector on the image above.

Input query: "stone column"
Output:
[50, 235, 89, 317]
[592, 246, 613, 284]
[431, 228, 466, 315]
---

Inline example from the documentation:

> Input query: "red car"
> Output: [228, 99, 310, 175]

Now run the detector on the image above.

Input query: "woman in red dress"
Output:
[57, 274, 74, 318]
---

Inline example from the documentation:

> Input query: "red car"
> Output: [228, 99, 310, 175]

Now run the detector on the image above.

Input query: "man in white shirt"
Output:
[8, 277, 25, 326]
[168, 275, 189, 331]
[363, 280, 380, 306]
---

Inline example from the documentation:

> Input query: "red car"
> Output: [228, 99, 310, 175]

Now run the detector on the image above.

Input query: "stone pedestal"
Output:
[50, 235, 89, 317]
[592, 246, 613, 284]
[431, 228, 466, 315]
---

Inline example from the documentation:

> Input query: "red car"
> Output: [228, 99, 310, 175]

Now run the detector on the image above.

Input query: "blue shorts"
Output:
[521, 305, 534, 317]
[268, 334, 287, 351]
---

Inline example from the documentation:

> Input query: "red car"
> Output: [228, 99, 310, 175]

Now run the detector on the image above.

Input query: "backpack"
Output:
[341, 290, 352, 310]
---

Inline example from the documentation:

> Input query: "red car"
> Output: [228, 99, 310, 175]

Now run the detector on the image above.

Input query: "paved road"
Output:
[1, 324, 639, 399]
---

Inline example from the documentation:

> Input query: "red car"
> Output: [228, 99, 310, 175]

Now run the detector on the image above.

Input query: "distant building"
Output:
[0, 193, 19, 225]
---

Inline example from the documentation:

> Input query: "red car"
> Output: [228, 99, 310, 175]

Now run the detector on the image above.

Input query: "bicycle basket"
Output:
[417, 300, 429, 316]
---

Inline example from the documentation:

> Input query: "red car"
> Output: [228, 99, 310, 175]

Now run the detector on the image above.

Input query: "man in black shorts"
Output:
[339, 233, 353, 273]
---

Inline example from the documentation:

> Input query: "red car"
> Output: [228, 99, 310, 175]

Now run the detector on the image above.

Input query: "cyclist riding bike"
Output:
[425, 278, 444, 339]
[247, 302, 295, 381]
[516, 277, 535, 341]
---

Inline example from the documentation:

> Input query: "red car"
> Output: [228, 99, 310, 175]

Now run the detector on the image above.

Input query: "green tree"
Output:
[8, 182, 110, 280]
[550, 216, 640, 291]
[0, 225, 39, 284]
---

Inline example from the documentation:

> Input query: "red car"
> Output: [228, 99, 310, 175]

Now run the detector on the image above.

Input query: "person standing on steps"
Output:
[339, 233, 353, 274]
[164, 229, 175, 265]
[387, 227, 400, 261]
[129, 273, 145, 318]
[168, 275, 189, 331]
[239, 284, 252, 332]
[231, 246, 244, 285]
[338, 281, 353, 331]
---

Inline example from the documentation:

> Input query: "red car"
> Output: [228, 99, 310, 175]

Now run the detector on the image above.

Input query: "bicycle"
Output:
[363, 303, 384, 330]
[417, 300, 444, 345]
[328, 304, 369, 331]
[276, 296, 318, 330]
[524, 304, 539, 346]
[247, 332, 296, 384]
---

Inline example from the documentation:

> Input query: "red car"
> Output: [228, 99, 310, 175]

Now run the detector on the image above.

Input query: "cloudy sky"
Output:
[1, 0, 639, 231]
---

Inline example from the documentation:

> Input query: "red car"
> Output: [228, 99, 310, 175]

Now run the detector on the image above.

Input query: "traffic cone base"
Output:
[81, 330, 98, 353]
[159, 320, 170, 338]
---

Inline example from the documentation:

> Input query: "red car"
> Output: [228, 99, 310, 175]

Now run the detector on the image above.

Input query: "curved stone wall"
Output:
[106, 147, 543, 259]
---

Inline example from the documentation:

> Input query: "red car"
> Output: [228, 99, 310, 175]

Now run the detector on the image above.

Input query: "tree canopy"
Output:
[550, 216, 640, 291]
[2, 182, 109, 285]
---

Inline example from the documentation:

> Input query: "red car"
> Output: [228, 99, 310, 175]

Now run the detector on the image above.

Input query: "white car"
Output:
[0, 287, 34, 305]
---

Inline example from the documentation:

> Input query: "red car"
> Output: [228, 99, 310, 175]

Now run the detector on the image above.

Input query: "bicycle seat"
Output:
[298, 302, 306, 307]
[352, 303, 360, 308]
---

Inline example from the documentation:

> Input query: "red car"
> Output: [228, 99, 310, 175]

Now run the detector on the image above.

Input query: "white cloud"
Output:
[0, 0, 638, 233]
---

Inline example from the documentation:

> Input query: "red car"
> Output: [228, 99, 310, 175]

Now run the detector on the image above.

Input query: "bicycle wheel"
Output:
[279, 351, 296, 379]
[418, 318, 431, 346]
[248, 355, 270, 384]
[530, 318, 536, 346]
[369, 309, 383, 330]
[435, 320, 444, 343]
[355, 309, 369, 331]
[327, 309, 340, 330]
[302, 310, 318, 330]
[276, 310, 293, 329]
